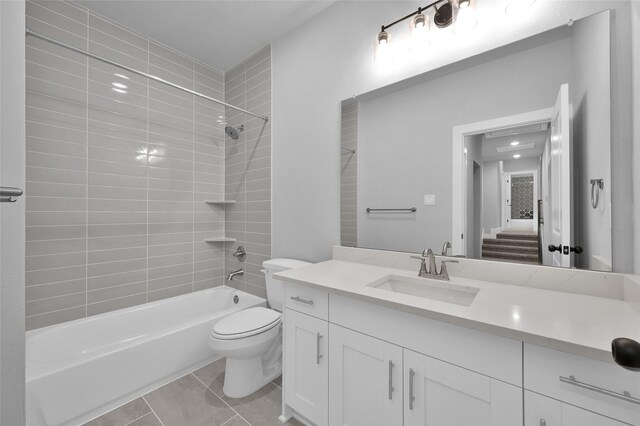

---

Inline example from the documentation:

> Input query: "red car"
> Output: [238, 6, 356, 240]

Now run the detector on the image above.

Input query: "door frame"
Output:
[452, 108, 553, 256]
[502, 170, 539, 230]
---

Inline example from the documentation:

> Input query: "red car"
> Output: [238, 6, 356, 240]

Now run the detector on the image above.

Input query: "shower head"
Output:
[225, 124, 244, 140]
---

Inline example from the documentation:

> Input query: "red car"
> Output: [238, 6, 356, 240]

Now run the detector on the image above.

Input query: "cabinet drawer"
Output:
[524, 343, 640, 425]
[285, 282, 328, 320]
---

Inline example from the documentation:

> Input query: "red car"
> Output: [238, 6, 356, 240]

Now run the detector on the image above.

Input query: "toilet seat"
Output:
[211, 307, 281, 340]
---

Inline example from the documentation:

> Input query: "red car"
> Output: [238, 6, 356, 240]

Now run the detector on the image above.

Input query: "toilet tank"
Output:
[262, 258, 312, 311]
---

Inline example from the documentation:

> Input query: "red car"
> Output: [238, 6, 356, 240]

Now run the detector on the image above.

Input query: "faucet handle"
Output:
[439, 260, 459, 280]
[411, 255, 429, 278]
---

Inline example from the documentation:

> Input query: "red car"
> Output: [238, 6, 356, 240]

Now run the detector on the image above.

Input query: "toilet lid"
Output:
[212, 307, 281, 339]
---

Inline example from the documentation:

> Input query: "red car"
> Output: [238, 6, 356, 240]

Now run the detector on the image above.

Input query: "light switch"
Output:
[424, 194, 436, 205]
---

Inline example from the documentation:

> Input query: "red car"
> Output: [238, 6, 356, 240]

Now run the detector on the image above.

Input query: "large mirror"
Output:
[340, 10, 614, 271]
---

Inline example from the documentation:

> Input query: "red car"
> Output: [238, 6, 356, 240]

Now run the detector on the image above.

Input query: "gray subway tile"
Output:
[26, 306, 86, 331]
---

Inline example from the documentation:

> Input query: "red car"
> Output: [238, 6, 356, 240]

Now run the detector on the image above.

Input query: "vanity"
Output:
[276, 247, 640, 426]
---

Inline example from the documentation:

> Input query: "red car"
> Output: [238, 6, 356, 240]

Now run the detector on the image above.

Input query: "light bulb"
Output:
[513, 154, 521, 159]
[510, 141, 520, 146]
[377, 30, 389, 45]
[453, 3, 476, 35]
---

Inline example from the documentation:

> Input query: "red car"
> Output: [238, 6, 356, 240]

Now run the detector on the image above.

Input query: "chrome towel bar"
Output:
[0, 187, 23, 203]
[366, 207, 417, 213]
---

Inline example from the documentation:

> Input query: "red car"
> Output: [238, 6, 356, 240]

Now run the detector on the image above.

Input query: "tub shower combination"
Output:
[26, 287, 264, 426]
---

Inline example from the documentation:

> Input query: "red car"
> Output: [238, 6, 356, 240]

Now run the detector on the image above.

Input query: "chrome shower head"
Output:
[225, 124, 244, 140]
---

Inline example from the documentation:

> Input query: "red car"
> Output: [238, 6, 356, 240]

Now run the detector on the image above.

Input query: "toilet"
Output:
[208, 258, 311, 398]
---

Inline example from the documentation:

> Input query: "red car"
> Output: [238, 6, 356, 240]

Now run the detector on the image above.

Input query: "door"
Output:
[329, 324, 403, 426]
[525, 391, 627, 426]
[284, 309, 328, 426]
[404, 349, 522, 426]
[548, 83, 572, 267]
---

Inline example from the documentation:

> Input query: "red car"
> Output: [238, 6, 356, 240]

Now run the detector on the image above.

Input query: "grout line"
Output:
[190, 373, 252, 426]
[123, 411, 155, 426]
[141, 395, 167, 426]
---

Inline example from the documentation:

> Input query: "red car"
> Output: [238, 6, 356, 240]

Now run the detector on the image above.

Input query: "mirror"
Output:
[340, 10, 614, 271]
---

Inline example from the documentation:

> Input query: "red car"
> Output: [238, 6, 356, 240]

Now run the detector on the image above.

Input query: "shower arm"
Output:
[25, 27, 269, 123]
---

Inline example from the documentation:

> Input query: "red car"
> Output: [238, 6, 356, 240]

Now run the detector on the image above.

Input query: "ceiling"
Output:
[77, 1, 335, 72]
[481, 130, 548, 162]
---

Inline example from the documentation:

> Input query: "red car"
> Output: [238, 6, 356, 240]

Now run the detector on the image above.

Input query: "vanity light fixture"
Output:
[513, 154, 521, 159]
[376, 0, 474, 52]
[377, 28, 390, 45]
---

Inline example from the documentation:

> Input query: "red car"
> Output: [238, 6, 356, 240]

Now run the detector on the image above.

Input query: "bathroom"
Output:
[0, 0, 639, 425]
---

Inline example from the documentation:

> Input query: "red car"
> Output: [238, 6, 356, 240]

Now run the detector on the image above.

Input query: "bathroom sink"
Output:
[367, 275, 480, 307]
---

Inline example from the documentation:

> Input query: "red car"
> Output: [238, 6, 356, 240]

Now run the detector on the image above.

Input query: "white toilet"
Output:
[208, 258, 311, 398]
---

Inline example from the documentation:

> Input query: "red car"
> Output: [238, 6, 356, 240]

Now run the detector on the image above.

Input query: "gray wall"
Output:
[571, 11, 613, 269]
[341, 101, 357, 247]
[272, 1, 635, 272]
[633, 1, 640, 274]
[356, 33, 572, 254]
[0, 1, 26, 423]
[465, 135, 483, 257]
[482, 161, 501, 232]
[223, 46, 272, 299]
[25, 0, 226, 329]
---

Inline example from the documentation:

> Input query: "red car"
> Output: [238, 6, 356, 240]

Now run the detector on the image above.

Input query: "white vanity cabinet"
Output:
[283, 308, 329, 426]
[524, 391, 628, 426]
[283, 281, 331, 425]
[404, 349, 522, 426]
[524, 344, 640, 425]
[328, 324, 403, 426]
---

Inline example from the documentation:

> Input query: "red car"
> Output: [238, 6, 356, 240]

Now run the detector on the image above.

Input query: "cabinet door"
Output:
[329, 324, 403, 426]
[404, 349, 522, 426]
[284, 309, 328, 426]
[525, 391, 628, 426]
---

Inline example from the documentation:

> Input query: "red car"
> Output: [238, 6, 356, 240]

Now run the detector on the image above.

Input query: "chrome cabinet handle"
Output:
[316, 333, 323, 365]
[409, 368, 416, 410]
[388, 361, 395, 400]
[559, 375, 640, 405]
[290, 296, 313, 305]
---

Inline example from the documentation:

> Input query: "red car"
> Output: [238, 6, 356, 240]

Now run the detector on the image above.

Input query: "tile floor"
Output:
[83, 359, 302, 426]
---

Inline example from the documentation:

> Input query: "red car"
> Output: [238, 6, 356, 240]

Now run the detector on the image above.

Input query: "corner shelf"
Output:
[204, 237, 237, 243]
[203, 200, 236, 205]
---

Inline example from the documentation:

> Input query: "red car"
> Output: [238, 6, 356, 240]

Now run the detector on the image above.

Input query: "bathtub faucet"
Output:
[227, 269, 244, 281]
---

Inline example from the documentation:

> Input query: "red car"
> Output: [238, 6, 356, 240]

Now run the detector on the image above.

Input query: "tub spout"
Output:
[227, 269, 243, 281]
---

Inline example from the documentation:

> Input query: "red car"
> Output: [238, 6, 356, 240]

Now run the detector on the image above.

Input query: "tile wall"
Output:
[25, 0, 233, 329]
[223, 47, 272, 299]
[341, 102, 357, 247]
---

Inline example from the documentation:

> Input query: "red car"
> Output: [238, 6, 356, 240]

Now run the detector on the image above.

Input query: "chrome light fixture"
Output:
[376, 0, 476, 55]
[377, 28, 390, 45]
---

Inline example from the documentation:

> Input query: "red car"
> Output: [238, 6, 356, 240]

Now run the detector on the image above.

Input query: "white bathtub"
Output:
[26, 286, 265, 426]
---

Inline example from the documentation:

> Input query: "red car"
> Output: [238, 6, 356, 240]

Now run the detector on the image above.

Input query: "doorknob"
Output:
[548, 244, 562, 252]
[569, 246, 583, 254]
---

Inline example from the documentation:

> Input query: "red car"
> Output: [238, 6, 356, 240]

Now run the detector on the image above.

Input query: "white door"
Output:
[525, 391, 627, 426]
[329, 324, 403, 426]
[404, 349, 522, 426]
[284, 309, 328, 426]
[549, 83, 572, 267]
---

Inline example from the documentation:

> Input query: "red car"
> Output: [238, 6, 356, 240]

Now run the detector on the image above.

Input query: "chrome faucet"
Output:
[411, 250, 459, 281]
[227, 269, 243, 281]
[441, 241, 452, 256]
[411, 249, 437, 278]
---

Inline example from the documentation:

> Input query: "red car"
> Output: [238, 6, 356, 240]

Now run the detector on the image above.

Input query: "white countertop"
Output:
[276, 259, 640, 362]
